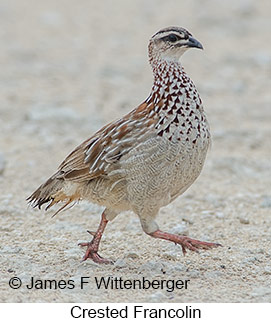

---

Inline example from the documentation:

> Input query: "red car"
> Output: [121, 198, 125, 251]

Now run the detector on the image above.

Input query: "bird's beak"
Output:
[187, 36, 203, 50]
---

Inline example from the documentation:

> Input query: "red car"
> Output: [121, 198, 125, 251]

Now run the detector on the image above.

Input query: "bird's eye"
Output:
[167, 34, 179, 42]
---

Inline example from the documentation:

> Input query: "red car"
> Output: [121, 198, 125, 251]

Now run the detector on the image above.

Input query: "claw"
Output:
[78, 242, 89, 247]
[79, 242, 113, 264]
[87, 230, 96, 236]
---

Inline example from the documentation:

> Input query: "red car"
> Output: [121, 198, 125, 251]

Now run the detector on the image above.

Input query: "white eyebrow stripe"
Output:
[160, 32, 183, 38]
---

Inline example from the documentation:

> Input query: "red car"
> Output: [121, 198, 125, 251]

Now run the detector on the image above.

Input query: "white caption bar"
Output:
[1, 303, 270, 322]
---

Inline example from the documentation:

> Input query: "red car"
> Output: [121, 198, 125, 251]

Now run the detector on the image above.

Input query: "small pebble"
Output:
[239, 217, 250, 224]
[125, 252, 139, 259]
[181, 217, 193, 225]
[215, 212, 225, 219]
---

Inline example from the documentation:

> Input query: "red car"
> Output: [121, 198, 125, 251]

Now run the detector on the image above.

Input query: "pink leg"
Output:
[78, 211, 113, 264]
[148, 230, 222, 255]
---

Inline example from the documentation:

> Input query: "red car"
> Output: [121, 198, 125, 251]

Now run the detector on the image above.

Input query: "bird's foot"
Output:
[78, 211, 113, 264]
[149, 230, 222, 255]
[78, 241, 113, 264]
[174, 236, 222, 255]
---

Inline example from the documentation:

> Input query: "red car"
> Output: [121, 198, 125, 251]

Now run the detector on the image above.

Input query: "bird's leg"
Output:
[148, 230, 222, 255]
[78, 211, 113, 264]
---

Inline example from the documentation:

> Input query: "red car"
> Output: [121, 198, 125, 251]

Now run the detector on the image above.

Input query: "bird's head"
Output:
[149, 26, 203, 63]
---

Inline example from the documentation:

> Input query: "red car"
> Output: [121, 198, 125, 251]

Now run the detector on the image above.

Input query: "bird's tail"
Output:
[27, 174, 79, 217]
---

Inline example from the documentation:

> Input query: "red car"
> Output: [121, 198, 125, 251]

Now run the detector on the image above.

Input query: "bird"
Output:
[27, 26, 221, 264]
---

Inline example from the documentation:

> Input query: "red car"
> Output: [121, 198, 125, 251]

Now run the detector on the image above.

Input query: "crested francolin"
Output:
[28, 27, 221, 264]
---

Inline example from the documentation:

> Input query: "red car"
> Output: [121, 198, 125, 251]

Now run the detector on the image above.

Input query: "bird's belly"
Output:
[167, 144, 209, 203]
[124, 136, 209, 213]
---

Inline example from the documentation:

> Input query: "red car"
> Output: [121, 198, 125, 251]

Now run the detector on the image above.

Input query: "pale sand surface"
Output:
[0, 0, 271, 302]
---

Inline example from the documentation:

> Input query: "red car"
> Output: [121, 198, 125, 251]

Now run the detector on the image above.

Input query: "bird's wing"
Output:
[56, 100, 158, 182]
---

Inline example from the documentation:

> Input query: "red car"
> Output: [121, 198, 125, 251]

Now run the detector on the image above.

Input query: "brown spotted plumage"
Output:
[27, 27, 221, 264]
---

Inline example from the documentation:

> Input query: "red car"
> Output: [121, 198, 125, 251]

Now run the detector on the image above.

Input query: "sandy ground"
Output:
[0, 0, 271, 303]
